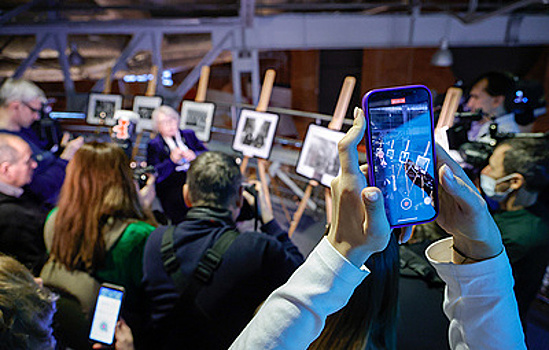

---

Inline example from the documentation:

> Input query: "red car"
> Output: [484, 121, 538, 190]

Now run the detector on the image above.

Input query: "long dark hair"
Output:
[309, 233, 400, 350]
[51, 142, 155, 272]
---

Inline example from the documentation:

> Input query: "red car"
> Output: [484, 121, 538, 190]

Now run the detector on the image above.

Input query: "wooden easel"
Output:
[94, 67, 114, 135]
[195, 65, 210, 103]
[288, 76, 356, 237]
[131, 65, 158, 161]
[240, 69, 276, 213]
[435, 87, 462, 151]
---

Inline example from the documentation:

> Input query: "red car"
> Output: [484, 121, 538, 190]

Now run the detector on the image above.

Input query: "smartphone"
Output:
[89, 283, 125, 346]
[362, 85, 438, 228]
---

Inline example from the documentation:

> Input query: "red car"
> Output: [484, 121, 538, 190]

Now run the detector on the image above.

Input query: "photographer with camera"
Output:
[142, 151, 304, 350]
[480, 138, 549, 328]
[0, 78, 84, 205]
[465, 71, 522, 143]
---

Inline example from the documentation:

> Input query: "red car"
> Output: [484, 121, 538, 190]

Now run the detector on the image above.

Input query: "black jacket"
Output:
[0, 191, 49, 275]
[142, 207, 304, 349]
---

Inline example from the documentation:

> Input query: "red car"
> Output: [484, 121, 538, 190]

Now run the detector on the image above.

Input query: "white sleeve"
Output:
[426, 237, 526, 350]
[230, 237, 370, 350]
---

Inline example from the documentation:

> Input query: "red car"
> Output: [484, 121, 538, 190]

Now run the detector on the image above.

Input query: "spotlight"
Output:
[431, 38, 453, 67]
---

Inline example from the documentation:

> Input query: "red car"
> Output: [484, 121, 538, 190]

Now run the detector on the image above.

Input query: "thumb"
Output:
[439, 164, 480, 212]
[362, 187, 390, 237]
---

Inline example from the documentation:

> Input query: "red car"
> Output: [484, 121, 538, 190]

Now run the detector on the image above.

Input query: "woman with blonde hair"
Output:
[40, 141, 156, 348]
[147, 105, 207, 224]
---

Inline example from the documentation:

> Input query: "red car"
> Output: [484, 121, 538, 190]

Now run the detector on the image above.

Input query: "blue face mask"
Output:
[480, 173, 517, 202]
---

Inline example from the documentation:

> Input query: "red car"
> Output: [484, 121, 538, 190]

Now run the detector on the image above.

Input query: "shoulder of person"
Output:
[236, 230, 285, 249]
[124, 220, 156, 236]
[181, 128, 200, 139]
[148, 134, 163, 145]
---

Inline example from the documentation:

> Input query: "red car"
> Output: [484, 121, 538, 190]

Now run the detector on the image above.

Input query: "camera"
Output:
[131, 163, 157, 189]
[236, 184, 260, 230]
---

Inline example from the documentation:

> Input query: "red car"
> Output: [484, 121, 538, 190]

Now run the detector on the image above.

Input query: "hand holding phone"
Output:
[362, 85, 438, 228]
[89, 283, 125, 346]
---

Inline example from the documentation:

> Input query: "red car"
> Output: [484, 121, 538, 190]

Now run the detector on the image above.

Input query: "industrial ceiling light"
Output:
[68, 43, 85, 66]
[431, 38, 453, 67]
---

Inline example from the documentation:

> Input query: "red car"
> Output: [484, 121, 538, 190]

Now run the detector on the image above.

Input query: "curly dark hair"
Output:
[500, 138, 549, 193]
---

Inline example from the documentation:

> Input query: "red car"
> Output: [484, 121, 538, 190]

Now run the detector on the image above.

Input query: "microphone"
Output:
[454, 110, 485, 120]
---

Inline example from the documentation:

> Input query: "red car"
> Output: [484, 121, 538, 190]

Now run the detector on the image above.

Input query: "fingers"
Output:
[435, 143, 474, 189]
[399, 226, 414, 244]
[439, 164, 483, 213]
[338, 107, 366, 175]
[362, 187, 390, 237]
[146, 174, 156, 185]
[70, 136, 84, 147]
[242, 190, 255, 205]
[61, 132, 71, 146]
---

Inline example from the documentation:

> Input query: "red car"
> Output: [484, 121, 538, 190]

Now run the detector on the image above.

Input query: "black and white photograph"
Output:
[87, 93, 123, 126]
[232, 109, 279, 159]
[133, 95, 162, 132]
[296, 124, 346, 187]
[180, 101, 216, 142]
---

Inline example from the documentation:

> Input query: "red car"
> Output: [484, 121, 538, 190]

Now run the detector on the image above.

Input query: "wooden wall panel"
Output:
[291, 50, 320, 139]
[361, 48, 456, 97]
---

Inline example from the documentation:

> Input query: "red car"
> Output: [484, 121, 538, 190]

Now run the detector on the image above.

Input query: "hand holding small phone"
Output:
[92, 319, 134, 350]
[362, 85, 439, 228]
[89, 283, 125, 347]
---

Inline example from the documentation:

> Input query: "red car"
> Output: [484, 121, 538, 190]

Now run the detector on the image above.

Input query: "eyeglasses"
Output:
[22, 102, 42, 114]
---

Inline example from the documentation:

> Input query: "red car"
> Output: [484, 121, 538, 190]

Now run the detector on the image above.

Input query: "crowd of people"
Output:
[0, 74, 547, 350]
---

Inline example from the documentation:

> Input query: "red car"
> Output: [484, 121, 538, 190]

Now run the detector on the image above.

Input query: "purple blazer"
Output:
[146, 129, 208, 184]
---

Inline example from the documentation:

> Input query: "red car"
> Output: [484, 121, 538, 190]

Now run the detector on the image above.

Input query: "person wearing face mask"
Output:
[480, 138, 549, 327]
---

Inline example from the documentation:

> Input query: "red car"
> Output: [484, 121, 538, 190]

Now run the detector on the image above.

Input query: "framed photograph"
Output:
[180, 101, 216, 142]
[86, 93, 123, 126]
[133, 96, 163, 132]
[296, 124, 345, 187]
[232, 109, 279, 159]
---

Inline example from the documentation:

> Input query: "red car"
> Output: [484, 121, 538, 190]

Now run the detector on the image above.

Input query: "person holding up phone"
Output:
[231, 107, 525, 350]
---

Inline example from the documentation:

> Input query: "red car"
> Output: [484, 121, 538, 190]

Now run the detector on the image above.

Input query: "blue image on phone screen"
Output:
[364, 86, 438, 227]
[89, 286, 124, 345]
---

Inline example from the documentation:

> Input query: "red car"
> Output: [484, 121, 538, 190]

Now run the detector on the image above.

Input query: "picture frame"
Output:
[86, 93, 123, 126]
[296, 124, 345, 187]
[232, 109, 279, 159]
[133, 96, 163, 132]
[180, 100, 216, 142]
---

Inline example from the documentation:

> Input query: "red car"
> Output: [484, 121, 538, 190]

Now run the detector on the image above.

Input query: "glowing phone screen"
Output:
[89, 286, 124, 345]
[364, 86, 438, 227]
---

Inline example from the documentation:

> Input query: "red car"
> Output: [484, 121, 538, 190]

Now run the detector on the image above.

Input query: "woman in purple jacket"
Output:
[147, 105, 207, 224]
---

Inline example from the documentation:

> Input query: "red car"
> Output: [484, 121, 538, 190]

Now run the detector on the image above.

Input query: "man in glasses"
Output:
[0, 78, 83, 205]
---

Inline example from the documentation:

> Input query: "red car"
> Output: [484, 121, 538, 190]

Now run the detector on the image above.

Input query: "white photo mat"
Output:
[86, 93, 123, 126]
[232, 109, 279, 159]
[296, 124, 345, 187]
[132, 96, 163, 132]
[180, 101, 216, 142]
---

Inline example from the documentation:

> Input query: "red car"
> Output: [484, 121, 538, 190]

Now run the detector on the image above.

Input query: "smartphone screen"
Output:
[89, 284, 124, 345]
[363, 85, 438, 228]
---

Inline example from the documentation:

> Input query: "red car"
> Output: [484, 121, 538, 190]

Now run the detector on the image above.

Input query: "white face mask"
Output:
[480, 173, 517, 202]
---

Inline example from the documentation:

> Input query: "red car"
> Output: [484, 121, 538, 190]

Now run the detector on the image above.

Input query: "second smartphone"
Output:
[362, 85, 438, 228]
